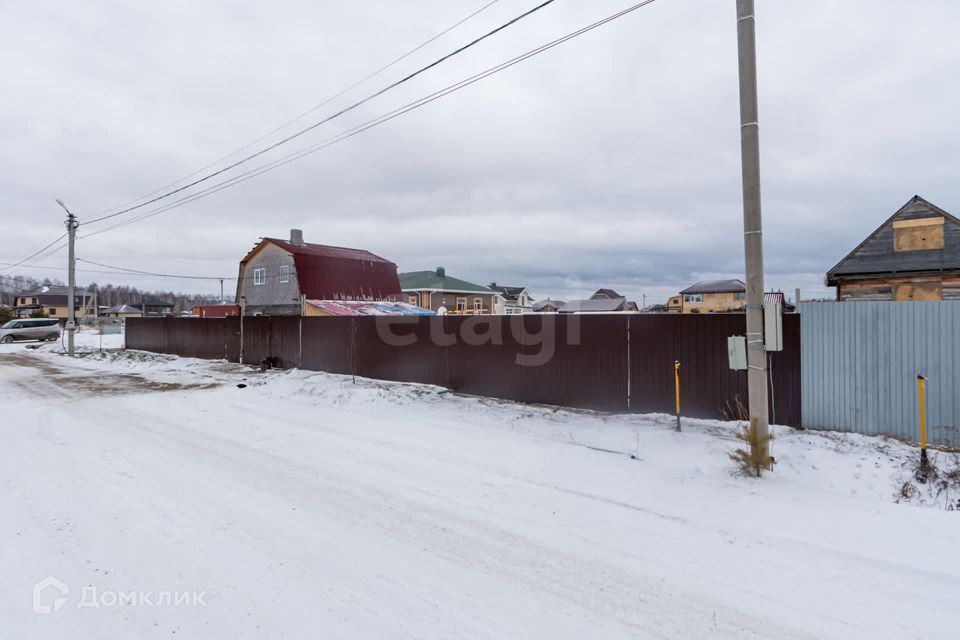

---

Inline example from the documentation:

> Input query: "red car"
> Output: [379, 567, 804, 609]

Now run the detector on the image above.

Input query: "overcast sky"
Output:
[2, 0, 958, 304]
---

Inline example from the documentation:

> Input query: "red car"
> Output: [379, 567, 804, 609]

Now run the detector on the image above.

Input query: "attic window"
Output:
[893, 216, 944, 252]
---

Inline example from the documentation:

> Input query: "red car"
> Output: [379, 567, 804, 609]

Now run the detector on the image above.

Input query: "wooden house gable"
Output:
[827, 196, 960, 284]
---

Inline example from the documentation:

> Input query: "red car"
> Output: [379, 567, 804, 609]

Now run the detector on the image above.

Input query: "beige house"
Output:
[668, 280, 746, 313]
[13, 286, 97, 320]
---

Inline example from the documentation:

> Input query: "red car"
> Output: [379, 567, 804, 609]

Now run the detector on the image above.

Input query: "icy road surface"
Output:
[1, 335, 958, 639]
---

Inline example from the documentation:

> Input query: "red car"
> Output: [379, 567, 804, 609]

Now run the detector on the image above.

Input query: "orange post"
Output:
[917, 374, 929, 470]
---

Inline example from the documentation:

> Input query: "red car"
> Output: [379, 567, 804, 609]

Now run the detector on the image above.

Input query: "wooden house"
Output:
[826, 196, 960, 301]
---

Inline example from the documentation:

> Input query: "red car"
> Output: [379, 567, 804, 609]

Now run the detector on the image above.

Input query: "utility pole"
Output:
[56, 199, 78, 357]
[735, 0, 770, 461]
[219, 278, 224, 302]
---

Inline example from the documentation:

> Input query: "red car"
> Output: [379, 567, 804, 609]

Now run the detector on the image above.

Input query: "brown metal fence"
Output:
[126, 314, 801, 425]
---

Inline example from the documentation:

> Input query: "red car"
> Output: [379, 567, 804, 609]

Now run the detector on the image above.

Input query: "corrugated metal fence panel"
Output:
[300, 317, 352, 375]
[446, 315, 628, 412]
[124, 314, 802, 423]
[354, 317, 450, 387]
[801, 301, 960, 446]
[124, 318, 166, 351]
[626, 314, 801, 425]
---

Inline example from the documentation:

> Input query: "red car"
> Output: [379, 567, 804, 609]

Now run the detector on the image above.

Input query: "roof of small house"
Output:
[305, 300, 435, 316]
[560, 298, 629, 313]
[532, 299, 565, 311]
[680, 279, 747, 295]
[104, 304, 141, 314]
[763, 292, 796, 312]
[590, 288, 622, 299]
[242, 237, 401, 300]
[488, 284, 528, 301]
[400, 268, 491, 294]
[826, 195, 960, 284]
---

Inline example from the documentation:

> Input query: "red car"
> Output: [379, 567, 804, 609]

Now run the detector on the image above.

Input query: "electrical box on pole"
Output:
[728, 336, 748, 370]
[763, 302, 783, 352]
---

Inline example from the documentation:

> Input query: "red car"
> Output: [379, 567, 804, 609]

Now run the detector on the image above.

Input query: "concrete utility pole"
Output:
[56, 199, 78, 357]
[735, 0, 770, 458]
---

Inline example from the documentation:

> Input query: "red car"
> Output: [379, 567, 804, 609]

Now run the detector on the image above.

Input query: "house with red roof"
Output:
[236, 229, 401, 315]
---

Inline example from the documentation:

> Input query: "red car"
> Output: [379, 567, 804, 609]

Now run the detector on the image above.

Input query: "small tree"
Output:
[730, 417, 775, 477]
[0, 307, 12, 324]
[29, 309, 49, 318]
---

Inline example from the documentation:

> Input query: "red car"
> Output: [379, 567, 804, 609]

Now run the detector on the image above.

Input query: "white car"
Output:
[0, 318, 61, 343]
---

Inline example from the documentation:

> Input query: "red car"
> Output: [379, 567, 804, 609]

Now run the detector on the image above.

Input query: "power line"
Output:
[76, 258, 231, 281]
[0, 233, 69, 273]
[83, 0, 559, 227]
[87, 0, 503, 220]
[81, 0, 663, 239]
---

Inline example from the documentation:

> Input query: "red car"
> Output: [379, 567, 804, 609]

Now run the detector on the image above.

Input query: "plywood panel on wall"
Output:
[893, 217, 945, 252]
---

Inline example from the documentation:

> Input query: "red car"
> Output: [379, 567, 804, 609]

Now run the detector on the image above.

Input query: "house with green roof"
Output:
[398, 267, 496, 314]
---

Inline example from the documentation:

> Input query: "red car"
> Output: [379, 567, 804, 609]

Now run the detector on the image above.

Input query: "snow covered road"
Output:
[1, 340, 958, 639]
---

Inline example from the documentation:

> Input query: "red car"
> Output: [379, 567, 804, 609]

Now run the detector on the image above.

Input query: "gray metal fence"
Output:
[801, 301, 960, 446]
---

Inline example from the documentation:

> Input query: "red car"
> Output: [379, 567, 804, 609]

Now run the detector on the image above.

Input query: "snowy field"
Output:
[1, 331, 958, 639]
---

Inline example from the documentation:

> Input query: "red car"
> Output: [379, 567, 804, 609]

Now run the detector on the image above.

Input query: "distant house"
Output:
[532, 299, 564, 313]
[669, 279, 747, 313]
[101, 298, 175, 318]
[559, 298, 637, 314]
[102, 304, 142, 319]
[590, 288, 623, 300]
[399, 267, 496, 314]
[488, 283, 533, 315]
[826, 195, 960, 301]
[13, 286, 97, 320]
[236, 229, 401, 316]
[763, 291, 796, 313]
[192, 304, 240, 318]
[140, 297, 175, 317]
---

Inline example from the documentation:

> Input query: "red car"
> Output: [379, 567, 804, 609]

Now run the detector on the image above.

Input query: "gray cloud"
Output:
[2, 0, 958, 304]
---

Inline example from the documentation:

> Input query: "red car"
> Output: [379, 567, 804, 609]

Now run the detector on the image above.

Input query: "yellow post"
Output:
[674, 360, 681, 432]
[917, 375, 929, 470]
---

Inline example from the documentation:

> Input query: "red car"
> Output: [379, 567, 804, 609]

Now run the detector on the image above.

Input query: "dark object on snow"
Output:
[259, 357, 279, 372]
[236, 383, 247, 389]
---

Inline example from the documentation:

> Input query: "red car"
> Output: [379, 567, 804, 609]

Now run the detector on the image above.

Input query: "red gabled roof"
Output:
[241, 237, 401, 301]
[262, 238, 394, 264]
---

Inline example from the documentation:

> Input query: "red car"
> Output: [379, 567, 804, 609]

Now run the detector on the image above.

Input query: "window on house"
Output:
[474, 298, 482, 312]
[48, 308, 57, 315]
[683, 294, 703, 303]
[735, 292, 746, 301]
[32, 298, 38, 304]
[408, 295, 418, 305]
[279, 265, 290, 283]
[456, 298, 466, 312]
[254, 268, 266, 285]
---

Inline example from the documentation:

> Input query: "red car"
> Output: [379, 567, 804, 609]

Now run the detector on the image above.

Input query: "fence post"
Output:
[239, 300, 245, 365]
[626, 316, 631, 410]
[917, 374, 929, 471]
[674, 360, 681, 432]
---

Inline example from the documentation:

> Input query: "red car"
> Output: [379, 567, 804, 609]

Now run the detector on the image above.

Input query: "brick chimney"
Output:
[290, 229, 304, 245]
[436, 266, 445, 278]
